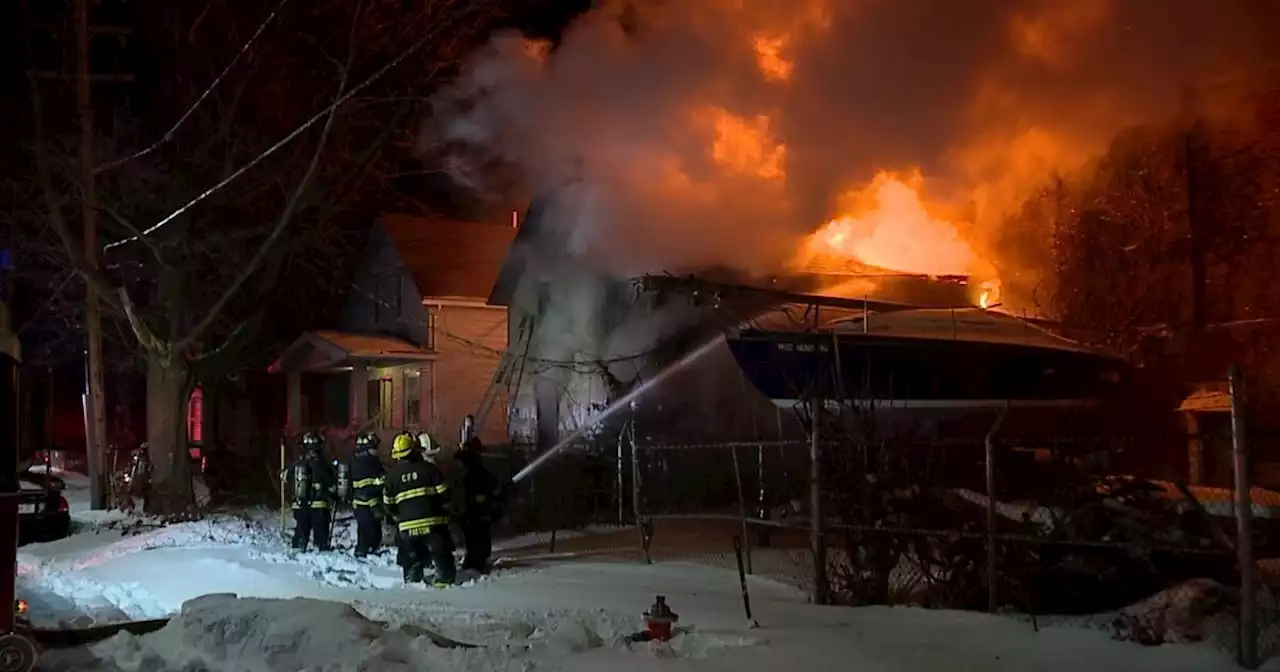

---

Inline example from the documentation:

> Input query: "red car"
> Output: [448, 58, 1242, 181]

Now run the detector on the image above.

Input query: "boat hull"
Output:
[728, 330, 1124, 410]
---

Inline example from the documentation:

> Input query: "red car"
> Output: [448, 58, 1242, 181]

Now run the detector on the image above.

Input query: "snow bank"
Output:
[42, 593, 763, 671]
[1109, 579, 1238, 646]
[20, 509, 1257, 671]
[18, 513, 309, 626]
[44, 594, 513, 672]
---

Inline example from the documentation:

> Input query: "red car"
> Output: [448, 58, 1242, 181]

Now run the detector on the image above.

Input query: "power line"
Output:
[346, 282, 665, 372]
[94, 0, 293, 174]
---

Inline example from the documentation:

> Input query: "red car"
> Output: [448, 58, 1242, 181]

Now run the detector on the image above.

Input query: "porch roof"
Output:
[269, 330, 434, 373]
[1178, 388, 1232, 413]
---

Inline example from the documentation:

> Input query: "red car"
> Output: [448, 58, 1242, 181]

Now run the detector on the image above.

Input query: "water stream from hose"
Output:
[510, 335, 726, 484]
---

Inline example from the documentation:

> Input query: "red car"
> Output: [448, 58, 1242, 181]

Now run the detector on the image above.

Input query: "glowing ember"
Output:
[697, 106, 787, 180]
[798, 172, 978, 277]
[977, 279, 1001, 309]
[753, 35, 793, 82]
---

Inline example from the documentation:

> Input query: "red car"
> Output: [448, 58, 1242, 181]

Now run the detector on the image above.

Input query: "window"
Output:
[404, 369, 421, 427]
[425, 309, 437, 350]
[368, 374, 393, 428]
[187, 387, 203, 444]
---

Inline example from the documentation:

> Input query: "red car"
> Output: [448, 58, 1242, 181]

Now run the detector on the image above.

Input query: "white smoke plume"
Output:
[434, 0, 1275, 281]
[428, 0, 1278, 408]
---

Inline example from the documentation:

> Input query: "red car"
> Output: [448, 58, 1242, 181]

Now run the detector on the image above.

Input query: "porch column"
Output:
[285, 371, 302, 434]
[391, 368, 406, 429]
[418, 365, 432, 427]
[1186, 411, 1203, 485]
[350, 363, 368, 429]
[423, 363, 437, 430]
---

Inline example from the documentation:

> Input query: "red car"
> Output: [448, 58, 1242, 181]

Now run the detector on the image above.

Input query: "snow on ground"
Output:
[491, 525, 630, 553]
[15, 508, 1264, 672]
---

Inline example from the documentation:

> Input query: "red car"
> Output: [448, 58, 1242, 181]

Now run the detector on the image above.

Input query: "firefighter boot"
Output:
[291, 508, 311, 551]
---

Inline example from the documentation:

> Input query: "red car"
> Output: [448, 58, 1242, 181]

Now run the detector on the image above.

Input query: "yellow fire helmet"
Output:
[391, 433, 417, 459]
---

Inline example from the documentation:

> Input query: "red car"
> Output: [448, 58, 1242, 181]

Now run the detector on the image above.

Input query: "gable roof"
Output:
[487, 197, 552, 307]
[268, 330, 434, 373]
[380, 213, 518, 301]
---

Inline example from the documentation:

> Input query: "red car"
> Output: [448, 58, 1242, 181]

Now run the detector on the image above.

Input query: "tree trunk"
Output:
[144, 350, 193, 514]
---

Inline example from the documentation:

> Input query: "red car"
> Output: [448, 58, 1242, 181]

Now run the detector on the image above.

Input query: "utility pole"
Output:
[1181, 85, 1207, 333]
[76, 0, 108, 510]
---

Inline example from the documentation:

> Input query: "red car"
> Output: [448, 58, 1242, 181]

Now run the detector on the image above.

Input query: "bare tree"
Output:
[19, 0, 495, 512]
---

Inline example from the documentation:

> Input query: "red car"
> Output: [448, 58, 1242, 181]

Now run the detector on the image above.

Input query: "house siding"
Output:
[325, 218, 513, 448]
[342, 224, 433, 348]
[504, 276, 619, 444]
[431, 303, 508, 445]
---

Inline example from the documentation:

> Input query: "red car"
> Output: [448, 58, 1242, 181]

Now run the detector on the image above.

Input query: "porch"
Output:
[269, 330, 438, 450]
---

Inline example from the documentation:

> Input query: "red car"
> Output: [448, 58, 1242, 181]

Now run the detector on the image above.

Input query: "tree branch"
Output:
[176, 15, 357, 353]
[20, 0, 124, 315]
[88, 198, 164, 265]
[15, 271, 75, 335]
[118, 286, 167, 354]
[95, 0, 292, 174]
[103, 3, 455, 252]
[194, 311, 259, 364]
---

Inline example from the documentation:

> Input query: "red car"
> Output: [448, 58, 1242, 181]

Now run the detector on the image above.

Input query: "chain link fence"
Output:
[501, 357, 1280, 668]
[624, 430, 1269, 659]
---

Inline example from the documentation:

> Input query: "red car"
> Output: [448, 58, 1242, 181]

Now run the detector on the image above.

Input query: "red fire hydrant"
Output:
[644, 595, 678, 642]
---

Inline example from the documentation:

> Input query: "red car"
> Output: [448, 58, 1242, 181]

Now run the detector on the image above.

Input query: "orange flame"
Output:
[695, 106, 787, 180]
[753, 35, 793, 82]
[799, 172, 979, 277]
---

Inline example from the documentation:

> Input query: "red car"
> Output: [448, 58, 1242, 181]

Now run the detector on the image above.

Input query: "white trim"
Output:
[423, 297, 504, 310]
[770, 398, 1101, 410]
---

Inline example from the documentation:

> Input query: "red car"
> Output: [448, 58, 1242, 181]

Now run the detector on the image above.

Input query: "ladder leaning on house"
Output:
[474, 313, 537, 434]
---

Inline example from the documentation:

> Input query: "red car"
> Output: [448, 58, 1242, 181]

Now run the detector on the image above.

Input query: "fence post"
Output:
[629, 416, 650, 564]
[810, 400, 828, 605]
[985, 404, 1009, 614]
[616, 430, 626, 527]
[756, 442, 771, 548]
[1230, 365, 1258, 669]
[731, 445, 753, 574]
[279, 437, 287, 539]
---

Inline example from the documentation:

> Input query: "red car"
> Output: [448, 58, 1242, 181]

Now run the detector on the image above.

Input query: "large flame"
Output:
[436, 0, 1267, 314]
[696, 106, 787, 181]
[796, 172, 979, 277]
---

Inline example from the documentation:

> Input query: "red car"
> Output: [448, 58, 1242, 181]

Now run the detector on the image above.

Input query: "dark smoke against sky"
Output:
[432, 0, 1279, 293]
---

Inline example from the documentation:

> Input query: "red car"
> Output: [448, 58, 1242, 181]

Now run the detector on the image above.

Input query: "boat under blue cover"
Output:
[729, 308, 1125, 409]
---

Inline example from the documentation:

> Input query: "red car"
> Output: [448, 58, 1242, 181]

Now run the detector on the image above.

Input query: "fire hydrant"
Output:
[644, 595, 678, 642]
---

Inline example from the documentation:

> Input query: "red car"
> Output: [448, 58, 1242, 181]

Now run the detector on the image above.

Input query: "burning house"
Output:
[482, 190, 1037, 450]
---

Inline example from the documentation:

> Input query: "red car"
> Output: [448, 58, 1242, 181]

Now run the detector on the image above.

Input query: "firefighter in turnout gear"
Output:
[349, 432, 386, 558]
[456, 418, 504, 573]
[383, 432, 456, 586]
[456, 442, 504, 572]
[388, 432, 418, 573]
[287, 432, 337, 551]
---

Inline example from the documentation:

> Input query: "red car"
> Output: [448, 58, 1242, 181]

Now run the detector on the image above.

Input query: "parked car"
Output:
[17, 468, 70, 545]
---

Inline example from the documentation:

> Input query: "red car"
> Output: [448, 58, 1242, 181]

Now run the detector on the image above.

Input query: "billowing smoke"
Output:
[429, 0, 1277, 405]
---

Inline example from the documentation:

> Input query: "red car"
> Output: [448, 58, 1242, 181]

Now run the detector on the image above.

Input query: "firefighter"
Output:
[383, 431, 456, 586]
[456, 438, 503, 573]
[287, 431, 337, 552]
[389, 431, 417, 572]
[349, 432, 386, 558]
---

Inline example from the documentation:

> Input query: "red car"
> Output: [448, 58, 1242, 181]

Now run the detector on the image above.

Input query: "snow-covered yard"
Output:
[12, 471, 1263, 671]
